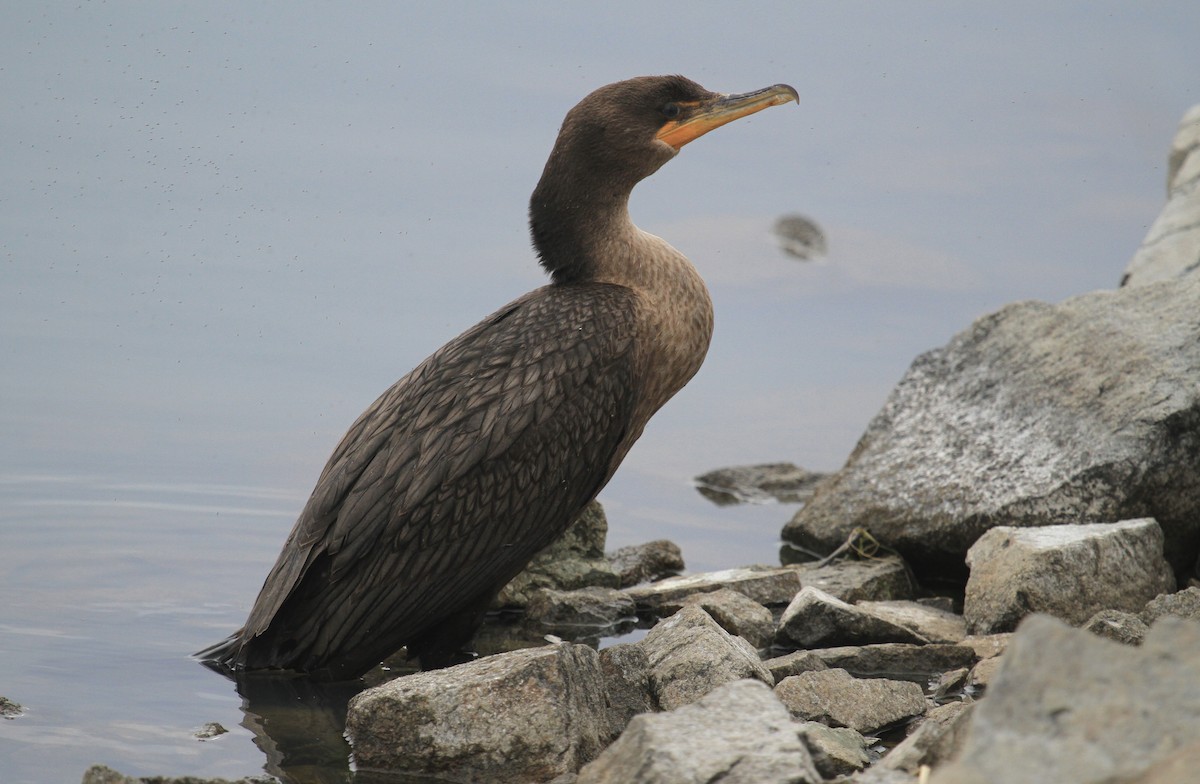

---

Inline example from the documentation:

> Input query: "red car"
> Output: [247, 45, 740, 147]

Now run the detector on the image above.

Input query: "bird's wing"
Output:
[239, 282, 641, 658]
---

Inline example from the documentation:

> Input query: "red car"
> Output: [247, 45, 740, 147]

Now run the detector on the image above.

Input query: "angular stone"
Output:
[811, 643, 978, 680]
[597, 642, 654, 742]
[879, 701, 975, 774]
[1082, 609, 1148, 645]
[575, 679, 821, 784]
[345, 643, 607, 783]
[783, 271, 1200, 581]
[1141, 585, 1200, 623]
[764, 649, 830, 682]
[788, 555, 916, 603]
[964, 519, 1176, 633]
[795, 721, 873, 777]
[933, 615, 1200, 784]
[624, 565, 802, 612]
[774, 668, 926, 734]
[525, 586, 636, 630]
[856, 600, 967, 643]
[606, 539, 684, 587]
[959, 633, 1010, 661]
[966, 655, 1002, 693]
[639, 605, 773, 711]
[659, 587, 775, 649]
[777, 586, 930, 648]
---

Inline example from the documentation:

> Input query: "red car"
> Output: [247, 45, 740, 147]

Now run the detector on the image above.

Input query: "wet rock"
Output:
[782, 271, 1200, 581]
[764, 649, 830, 681]
[786, 555, 916, 602]
[964, 519, 1175, 634]
[776, 586, 930, 649]
[879, 701, 975, 774]
[933, 614, 1200, 784]
[774, 668, 926, 734]
[639, 605, 773, 711]
[193, 721, 228, 741]
[345, 643, 607, 783]
[855, 599, 967, 643]
[930, 667, 971, 702]
[773, 213, 828, 261]
[694, 462, 827, 505]
[596, 643, 654, 741]
[1, 695, 22, 719]
[811, 643, 978, 680]
[657, 587, 775, 649]
[1121, 104, 1200, 287]
[574, 679, 821, 784]
[1141, 584, 1200, 623]
[606, 539, 684, 587]
[624, 565, 802, 614]
[796, 721, 873, 777]
[495, 501, 621, 607]
[81, 765, 272, 784]
[524, 586, 636, 631]
[1082, 609, 1148, 645]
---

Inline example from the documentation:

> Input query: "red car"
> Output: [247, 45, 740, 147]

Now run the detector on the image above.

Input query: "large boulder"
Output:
[574, 679, 821, 784]
[782, 271, 1200, 579]
[345, 643, 607, 783]
[930, 615, 1200, 784]
[1121, 104, 1200, 287]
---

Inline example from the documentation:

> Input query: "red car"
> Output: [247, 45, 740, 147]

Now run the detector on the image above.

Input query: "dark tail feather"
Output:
[195, 630, 244, 675]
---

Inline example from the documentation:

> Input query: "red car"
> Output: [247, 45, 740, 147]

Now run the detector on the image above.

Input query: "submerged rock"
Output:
[963, 519, 1175, 634]
[81, 765, 272, 784]
[575, 679, 822, 784]
[695, 462, 827, 505]
[931, 615, 1200, 784]
[0, 696, 22, 719]
[345, 643, 607, 783]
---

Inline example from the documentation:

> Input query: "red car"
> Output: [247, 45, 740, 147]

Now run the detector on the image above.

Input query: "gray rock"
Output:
[965, 655, 1002, 693]
[524, 586, 636, 630]
[958, 633, 1009, 661]
[596, 642, 653, 742]
[1141, 585, 1200, 623]
[774, 668, 926, 734]
[1, 695, 22, 719]
[964, 519, 1175, 634]
[1082, 609, 1148, 645]
[782, 272, 1200, 580]
[81, 765, 272, 784]
[1119, 741, 1200, 784]
[773, 214, 828, 262]
[776, 586, 930, 648]
[930, 667, 971, 702]
[695, 462, 827, 505]
[606, 539, 684, 587]
[855, 599, 967, 643]
[624, 565, 802, 613]
[574, 679, 821, 784]
[658, 587, 775, 649]
[1121, 104, 1200, 287]
[345, 643, 607, 783]
[193, 721, 228, 741]
[786, 555, 916, 602]
[639, 605, 774, 711]
[810, 643, 978, 680]
[496, 501, 621, 607]
[795, 721, 873, 777]
[879, 701, 975, 774]
[764, 650, 830, 682]
[935, 614, 1200, 784]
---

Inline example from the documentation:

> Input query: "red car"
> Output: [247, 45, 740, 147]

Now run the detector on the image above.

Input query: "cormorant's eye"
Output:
[661, 102, 681, 119]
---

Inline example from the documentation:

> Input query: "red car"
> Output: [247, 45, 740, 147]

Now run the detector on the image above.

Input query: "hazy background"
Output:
[2, 2, 1197, 780]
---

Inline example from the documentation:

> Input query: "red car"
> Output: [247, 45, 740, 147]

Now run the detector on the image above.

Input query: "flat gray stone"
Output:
[575, 679, 821, 784]
[774, 668, 927, 734]
[795, 721, 873, 777]
[777, 586, 930, 648]
[787, 555, 916, 603]
[606, 539, 684, 587]
[624, 565, 802, 613]
[856, 599, 967, 643]
[639, 605, 774, 711]
[810, 643, 978, 679]
[764, 650, 830, 682]
[659, 587, 775, 649]
[345, 643, 607, 783]
[525, 586, 636, 630]
[964, 519, 1175, 633]
[935, 614, 1200, 784]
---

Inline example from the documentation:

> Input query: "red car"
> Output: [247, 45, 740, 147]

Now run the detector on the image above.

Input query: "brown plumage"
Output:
[198, 75, 797, 680]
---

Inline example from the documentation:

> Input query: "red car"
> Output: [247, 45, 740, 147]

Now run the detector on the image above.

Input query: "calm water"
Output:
[3, 3, 1198, 782]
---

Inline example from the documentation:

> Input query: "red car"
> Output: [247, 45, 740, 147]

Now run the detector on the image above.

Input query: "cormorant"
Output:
[198, 75, 798, 680]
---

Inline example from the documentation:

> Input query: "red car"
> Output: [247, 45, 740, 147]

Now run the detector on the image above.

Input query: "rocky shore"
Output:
[81, 104, 1200, 784]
